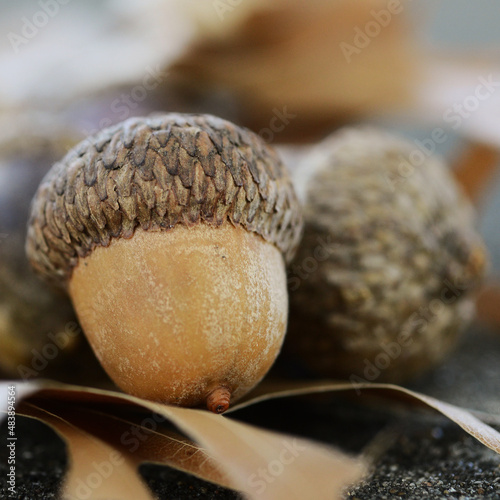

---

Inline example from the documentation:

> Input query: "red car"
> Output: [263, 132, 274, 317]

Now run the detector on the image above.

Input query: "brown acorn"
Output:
[0, 129, 78, 379]
[26, 113, 303, 412]
[286, 127, 486, 383]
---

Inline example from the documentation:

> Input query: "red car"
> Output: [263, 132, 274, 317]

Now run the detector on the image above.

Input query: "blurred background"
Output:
[1, 0, 499, 385]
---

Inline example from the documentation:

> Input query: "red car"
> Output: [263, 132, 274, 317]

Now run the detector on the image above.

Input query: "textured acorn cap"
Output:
[26, 113, 303, 288]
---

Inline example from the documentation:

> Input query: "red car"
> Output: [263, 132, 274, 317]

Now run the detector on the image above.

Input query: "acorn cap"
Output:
[26, 113, 303, 288]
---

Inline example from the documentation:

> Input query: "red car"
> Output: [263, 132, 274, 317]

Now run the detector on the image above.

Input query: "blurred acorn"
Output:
[0, 125, 106, 383]
[285, 128, 487, 383]
[170, 0, 419, 142]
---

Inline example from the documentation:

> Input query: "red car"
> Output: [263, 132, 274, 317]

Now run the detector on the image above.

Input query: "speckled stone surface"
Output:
[349, 423, 500, 499]
[0, 418, 66, 499]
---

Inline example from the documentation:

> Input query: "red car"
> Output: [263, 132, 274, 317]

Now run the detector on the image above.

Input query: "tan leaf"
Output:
[5, 377, 500, 499]
[20, 402, 155, 500]
[476, 284, 500, 330]
[232, 380, 500, 454]
[452, 141, 499, 204]
[149, 403, 365, 500]
[23, 398, 232, 491]
[6, 381, 365, 500]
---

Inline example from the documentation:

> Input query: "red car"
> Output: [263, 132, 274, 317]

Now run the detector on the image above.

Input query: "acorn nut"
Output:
[287, 127, 486, 383]
[26, 113, 303, 413]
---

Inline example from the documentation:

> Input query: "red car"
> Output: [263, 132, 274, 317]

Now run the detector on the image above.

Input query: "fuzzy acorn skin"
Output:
[26, 113, 302, 411]
[286, 128, 486, 383]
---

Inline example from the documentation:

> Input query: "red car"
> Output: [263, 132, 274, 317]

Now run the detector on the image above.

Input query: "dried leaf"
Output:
[22, 398, 232, 491]
[0, 383, 38, 413]
[5, 381, 365, 500]
[172, 0, 419, 135]
[151, 404, 363, 500]
[452, 141, 499, 204]
[4, 377, 500, 500]
[232, 380, 500, 454]
[476, 284, 500, 330]
[21, 402, 155, 500]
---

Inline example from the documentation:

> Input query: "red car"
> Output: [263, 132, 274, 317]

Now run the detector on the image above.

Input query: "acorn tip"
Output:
[207, 386, 231, 414]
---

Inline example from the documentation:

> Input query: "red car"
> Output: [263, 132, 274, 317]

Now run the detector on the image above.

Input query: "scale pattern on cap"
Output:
[26, 113, 303, 288]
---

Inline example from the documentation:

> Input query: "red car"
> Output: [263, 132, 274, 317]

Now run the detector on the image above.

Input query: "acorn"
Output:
[26, 113, 303, 412]
[0, 129, 78, 379]
[286, 127, 486, 383]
